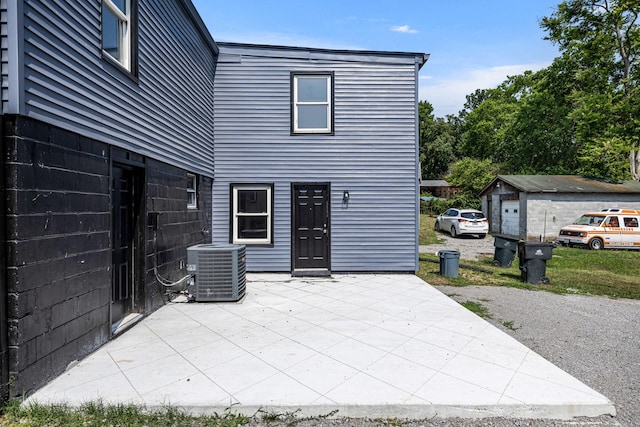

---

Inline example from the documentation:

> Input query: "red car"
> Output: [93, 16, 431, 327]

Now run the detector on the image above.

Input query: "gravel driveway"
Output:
[435, 285, 639, 427]
[419, 231, 496, 261]
[417, 231, 639, 426]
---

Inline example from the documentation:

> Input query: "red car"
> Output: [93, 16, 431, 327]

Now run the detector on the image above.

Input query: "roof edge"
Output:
[478, 175, 520, 196]
[216, 41, 428, 67]
[180, 0, 219, 55]
[480, 175, 640, 196]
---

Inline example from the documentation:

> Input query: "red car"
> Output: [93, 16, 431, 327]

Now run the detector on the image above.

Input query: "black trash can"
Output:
[438, 250, 460, 278]
[492, 234, 519, 267]
[518, 242, 553, 284]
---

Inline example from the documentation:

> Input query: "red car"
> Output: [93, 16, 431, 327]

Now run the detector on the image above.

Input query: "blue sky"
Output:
[191, 0, 562, 118]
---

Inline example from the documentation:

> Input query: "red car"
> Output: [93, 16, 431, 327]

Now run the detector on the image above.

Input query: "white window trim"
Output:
[232, 185, 272, 245]
[293, 74, 332, 134]
[187, 174, 197, 209]
[102, 0, 131, 70]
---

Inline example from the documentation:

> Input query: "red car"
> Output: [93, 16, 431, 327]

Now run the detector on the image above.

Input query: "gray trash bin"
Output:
[438, 249, 460, 278]
[517, 242, 553, 284]
[492, 234, 519, 267]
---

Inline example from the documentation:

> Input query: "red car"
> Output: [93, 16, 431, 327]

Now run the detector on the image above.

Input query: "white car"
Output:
[434, 208, 488, 238]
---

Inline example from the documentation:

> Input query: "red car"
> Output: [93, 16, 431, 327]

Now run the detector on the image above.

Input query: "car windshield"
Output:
[574, 215, 605, 225]
[461, 212, 484, 220]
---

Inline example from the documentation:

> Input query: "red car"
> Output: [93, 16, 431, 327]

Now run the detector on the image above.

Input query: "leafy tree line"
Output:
[420, 0, 640, 205]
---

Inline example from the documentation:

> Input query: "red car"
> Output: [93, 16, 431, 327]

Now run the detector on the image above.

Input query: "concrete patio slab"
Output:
[25, 274, 615, 420]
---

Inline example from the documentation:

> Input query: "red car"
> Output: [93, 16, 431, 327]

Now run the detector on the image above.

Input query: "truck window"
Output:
[575, 215, 605, 225]
[604, 216, 619, 227]
[623, 217, 639, 227]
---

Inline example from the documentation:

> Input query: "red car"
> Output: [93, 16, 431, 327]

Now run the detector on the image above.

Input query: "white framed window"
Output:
[231, 184, 273, 245]
[292, 73, 333, 134]
[187, 174, 197, 209]
[101, 0, 134, 71]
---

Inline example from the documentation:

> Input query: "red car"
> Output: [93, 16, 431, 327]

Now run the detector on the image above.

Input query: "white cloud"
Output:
[420, 63, 551, 117]
[391, 25, 419, 34]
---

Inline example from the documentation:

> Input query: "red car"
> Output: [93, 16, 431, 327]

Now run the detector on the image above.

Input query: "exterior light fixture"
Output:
[343, 190, 350, 203]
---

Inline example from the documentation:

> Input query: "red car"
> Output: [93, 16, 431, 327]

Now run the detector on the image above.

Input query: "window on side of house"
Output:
[101, 0, 136, 72]
[187, 174, 197, 209]
[231, 184, 273, 245]
[291, 73, 333, 134]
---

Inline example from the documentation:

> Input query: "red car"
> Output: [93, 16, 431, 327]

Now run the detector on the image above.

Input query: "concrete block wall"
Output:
[2, 116, 213, 397]
[3, 116, 111, 396]
[526, 195, 640, 241]
[144, 160, 212, 311]
[0, 117, 7, 402]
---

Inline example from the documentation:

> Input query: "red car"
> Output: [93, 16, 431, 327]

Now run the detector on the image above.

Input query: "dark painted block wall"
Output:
[2, 116, 213, 398]
[3, 116, 111, 396]
[144, 160, 212, 311]
[1, 116, 9, 403]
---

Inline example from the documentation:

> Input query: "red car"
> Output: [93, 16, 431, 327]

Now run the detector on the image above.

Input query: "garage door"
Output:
[501, 200, 520, 236]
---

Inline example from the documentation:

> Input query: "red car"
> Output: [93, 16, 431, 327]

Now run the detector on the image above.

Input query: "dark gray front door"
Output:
[292, 183, 330, 274]
[111, 165, 142, 326]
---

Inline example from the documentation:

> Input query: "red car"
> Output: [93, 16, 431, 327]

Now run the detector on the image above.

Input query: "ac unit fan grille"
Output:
[188, 244, 246, 302]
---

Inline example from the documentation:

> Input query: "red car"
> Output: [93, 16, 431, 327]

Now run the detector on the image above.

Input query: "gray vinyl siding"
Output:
[1, 0, 8, 111]
[213, 45, 422, 272]
[17, 0, 215, 176]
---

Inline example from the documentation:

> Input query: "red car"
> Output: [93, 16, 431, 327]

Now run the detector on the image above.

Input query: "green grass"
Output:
[502, 320, 518, 330]
[419, 214, 442, 245]
[546, 247, 640, 298]
[460, 300, 492, 318]
[0, 401, 345, 427]
[0, 401, 256, 427]
[417, 230, 640, 299]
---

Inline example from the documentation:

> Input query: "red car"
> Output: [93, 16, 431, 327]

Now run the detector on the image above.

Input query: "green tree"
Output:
[446, 158, 499, 197]
[459, 87, 518, 161]
[419, 101, 457, 179]
[501, 60, 580, 174]
[444, 113, 465, 158]
[541, 0, 640, 180]
[457, 70, 579, 175]
[578, 136, 631, 180]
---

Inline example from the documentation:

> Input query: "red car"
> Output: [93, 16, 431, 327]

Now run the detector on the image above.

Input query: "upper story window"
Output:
[291, 73, 334, 135]
[101, 0, 136, 72]
[187, 174, 197, 209]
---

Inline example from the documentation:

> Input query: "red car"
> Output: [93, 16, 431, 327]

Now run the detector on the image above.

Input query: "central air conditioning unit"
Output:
[186, 244, 246, 302]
